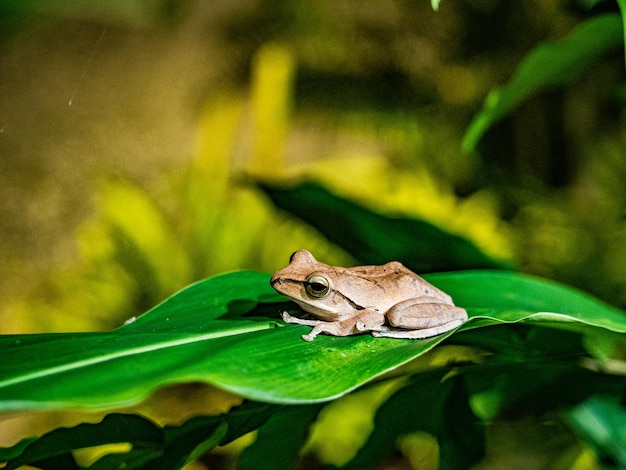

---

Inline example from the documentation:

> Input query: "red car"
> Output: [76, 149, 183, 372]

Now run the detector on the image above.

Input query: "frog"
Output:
[270, 250, 468, 341]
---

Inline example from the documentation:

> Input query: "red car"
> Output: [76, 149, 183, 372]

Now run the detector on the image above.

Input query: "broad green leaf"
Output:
[463, 14, 623, 152]
[257, 181, 510, 271]
[0, 271, 624, 411]
[437, 271, 626, 333]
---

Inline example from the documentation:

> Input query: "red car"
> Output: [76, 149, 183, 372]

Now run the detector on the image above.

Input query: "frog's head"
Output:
[270, 250, 356, 320]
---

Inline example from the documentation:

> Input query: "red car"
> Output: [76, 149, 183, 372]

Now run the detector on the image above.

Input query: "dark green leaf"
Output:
[145, 419, 227, 470]
[220, 401, 281, 445]
[342, 370, 484, 470]
[257, 180, 510, 271]
[26, 453, 79, 470]
[0, 437, 37, 463]
[465, 361, 626, 421]
[89, 401, 278, 470]
[463, 14, 623, 151]
[239, 404, 325, 470]
[88, 449, 163, 470]
[1, 402, 278, 470]
[2, 414, 163, 470]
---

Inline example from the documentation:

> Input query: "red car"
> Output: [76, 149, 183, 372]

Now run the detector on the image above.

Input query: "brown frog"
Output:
[270, 250, 468, 341]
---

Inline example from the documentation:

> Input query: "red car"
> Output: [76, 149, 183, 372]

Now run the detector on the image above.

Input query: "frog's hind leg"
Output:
[376, 301, 468, 339]
[386, 301, 467, 329]
[371, 318, 465, 339]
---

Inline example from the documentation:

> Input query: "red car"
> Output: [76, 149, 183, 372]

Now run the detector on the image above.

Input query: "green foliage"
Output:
[0, 402, 278, 470]
[239, 404, 324, 470]
[567, 395, 626, 468]
[0, 268, 623, 413]
[257, 180, 511, 271]
[463, 13, 624, 152]
[342, 370, 484, 470]
[3, 4, 626, 470]
[1, 258, 625, 467]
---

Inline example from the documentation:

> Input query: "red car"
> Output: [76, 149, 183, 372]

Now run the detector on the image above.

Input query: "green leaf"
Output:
[138, 401, 278, 470]
[463, 14, 624, 152]
[0, 402, 278, 470]
[257, 181, 510, 271]
[0, 438, 37, 463]
[1, 414, 164, 470]
[0, 271, 624, 411]
[239, 404, 325, 470]
[465, 360, 626, 421]
[431, 0, 442, 11]
[436, 271, 626, 333]
[567, 395, 626, 468]
[342, 370, 484, 470]
[618, 0, 626, 66]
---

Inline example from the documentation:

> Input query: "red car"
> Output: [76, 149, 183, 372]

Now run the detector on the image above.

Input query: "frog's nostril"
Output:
[270, 276, 285, 286]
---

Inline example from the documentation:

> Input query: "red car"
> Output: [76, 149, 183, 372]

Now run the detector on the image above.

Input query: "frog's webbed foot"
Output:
[371, 318, 465, 339]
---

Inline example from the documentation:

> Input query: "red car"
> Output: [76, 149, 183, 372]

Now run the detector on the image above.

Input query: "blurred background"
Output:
[1, 0, 625, 468]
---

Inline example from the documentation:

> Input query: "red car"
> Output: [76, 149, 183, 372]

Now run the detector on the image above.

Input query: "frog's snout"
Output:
[270, 273, 282, 286]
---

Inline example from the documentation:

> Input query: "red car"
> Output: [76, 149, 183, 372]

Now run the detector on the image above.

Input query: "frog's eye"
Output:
[305, 275, 330, 299]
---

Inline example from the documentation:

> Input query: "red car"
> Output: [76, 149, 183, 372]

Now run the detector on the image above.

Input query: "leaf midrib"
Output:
[0, 322, 276, 388]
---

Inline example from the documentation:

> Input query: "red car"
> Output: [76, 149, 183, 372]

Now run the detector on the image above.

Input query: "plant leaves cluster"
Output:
[1, 268, 624, 412]
[256, 180, 511, 272]
[1, 263, 625, 468]
[0, 402, 278, 470]
[463, 12, 624, 151]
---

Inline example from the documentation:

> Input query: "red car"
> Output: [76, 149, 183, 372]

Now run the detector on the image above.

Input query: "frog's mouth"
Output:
[292, 299, 340, 320]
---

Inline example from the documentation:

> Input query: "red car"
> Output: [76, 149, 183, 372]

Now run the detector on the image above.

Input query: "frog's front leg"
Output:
[281, 311, 323, 327]
[373, 300, 467, 339]
[282, 311, 332, 341]
[283, 310, 385, 341]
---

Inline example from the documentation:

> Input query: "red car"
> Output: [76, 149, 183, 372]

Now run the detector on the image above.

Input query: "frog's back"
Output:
[346, 261, 452, 304]
[345, 261, 406, 278]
